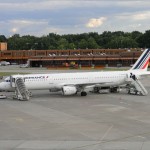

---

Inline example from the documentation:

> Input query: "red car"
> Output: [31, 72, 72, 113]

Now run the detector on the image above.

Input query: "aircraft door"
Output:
[10, 75, 16, 88]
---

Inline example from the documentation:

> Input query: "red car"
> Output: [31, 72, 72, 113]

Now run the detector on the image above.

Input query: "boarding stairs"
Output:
[10, 76, 30, 100]
[126, 76, 148, 96]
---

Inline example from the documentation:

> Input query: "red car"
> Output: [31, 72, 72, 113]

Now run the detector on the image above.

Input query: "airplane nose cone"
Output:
[0, 82, 13, 91]
[0, 85, 2, 92]
[0, 82, 7, 91]
[0, 82, 3, 91]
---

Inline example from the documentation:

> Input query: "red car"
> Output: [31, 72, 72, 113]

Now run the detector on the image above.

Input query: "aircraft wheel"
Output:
[93, 87, 99, 93]
[81, 91, 87, 96]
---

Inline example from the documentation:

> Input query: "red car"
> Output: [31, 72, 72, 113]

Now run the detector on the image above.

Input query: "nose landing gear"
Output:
[81, 91, 87, 96]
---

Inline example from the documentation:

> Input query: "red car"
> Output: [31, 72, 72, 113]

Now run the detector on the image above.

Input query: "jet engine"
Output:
[62, 86, 77, 95]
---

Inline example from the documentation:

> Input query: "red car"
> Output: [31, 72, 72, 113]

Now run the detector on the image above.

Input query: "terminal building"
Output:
[0, 42, 145, 68]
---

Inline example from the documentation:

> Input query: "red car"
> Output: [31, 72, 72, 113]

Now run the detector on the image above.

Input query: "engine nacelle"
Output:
[62, 86, 77, 95]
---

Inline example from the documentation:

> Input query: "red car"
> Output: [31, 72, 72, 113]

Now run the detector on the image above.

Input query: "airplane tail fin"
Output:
[130, 48, 150, 71]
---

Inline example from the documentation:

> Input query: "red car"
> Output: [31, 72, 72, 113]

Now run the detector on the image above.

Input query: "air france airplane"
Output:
[0, 49, 150, 97]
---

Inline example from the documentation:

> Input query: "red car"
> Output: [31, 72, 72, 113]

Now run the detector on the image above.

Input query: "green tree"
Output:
[7, 34, 20, 50]
[108, 36, 138, 48]
[98, 31, 113, 48]
[87, 37, 99, 49]
[131, 31, 142, 40]
[3, 30, 150, 50]
[58, 38, 69, 50]
[0, 35, 7, 42]
[137, 30, 150, 48]
[68, 43, 76, 49]
[78, 39, 88, 49]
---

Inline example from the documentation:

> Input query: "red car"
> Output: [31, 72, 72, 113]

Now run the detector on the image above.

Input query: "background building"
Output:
[0, 42, 7, 51]
[0, 47, 145, 68]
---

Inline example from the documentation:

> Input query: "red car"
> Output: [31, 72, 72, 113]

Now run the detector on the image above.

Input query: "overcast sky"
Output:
[0, 0, 150, 36]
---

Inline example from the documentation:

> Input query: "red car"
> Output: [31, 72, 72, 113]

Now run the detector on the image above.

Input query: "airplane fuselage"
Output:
[15, 71, 128, 90]
[0, 69, 147, 93]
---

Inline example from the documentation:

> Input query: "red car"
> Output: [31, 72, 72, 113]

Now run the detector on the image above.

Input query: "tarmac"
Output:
[0, 65, 150, 150]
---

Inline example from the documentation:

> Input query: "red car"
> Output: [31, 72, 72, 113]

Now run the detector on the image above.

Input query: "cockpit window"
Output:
[6, 80, 10, 82]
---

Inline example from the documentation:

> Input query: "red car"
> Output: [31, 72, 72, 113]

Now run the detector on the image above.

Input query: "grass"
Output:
[0, 67, 149, 77]
[0, 72, 29, 77]
[101, 67, 129, 71]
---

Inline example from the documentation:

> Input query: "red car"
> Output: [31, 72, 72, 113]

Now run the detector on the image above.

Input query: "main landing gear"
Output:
[81, 91, 87, 96]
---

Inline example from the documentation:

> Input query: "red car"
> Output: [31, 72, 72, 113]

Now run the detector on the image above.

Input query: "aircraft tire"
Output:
[93, 87, 99, 93]
[81, 91, 87, 96]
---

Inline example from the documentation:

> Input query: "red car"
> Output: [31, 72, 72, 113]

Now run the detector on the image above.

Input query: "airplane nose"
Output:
[0, 81, 13, 92]
[0, 82, 3, 91]
[0, 82, 6, 91]
[0, 84, 3, 91]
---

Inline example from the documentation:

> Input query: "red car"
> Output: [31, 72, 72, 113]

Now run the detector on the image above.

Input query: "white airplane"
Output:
[0, 48, 150, 98]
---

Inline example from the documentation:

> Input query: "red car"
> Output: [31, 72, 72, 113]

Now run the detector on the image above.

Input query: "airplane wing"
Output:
[62, 81, 114, 92]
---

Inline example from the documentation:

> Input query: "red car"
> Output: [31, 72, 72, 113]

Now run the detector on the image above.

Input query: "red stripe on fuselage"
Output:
[142, 58, 149, 69]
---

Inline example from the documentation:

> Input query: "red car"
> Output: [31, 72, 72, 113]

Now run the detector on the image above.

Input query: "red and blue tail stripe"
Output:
[130, 49, 150, 70]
